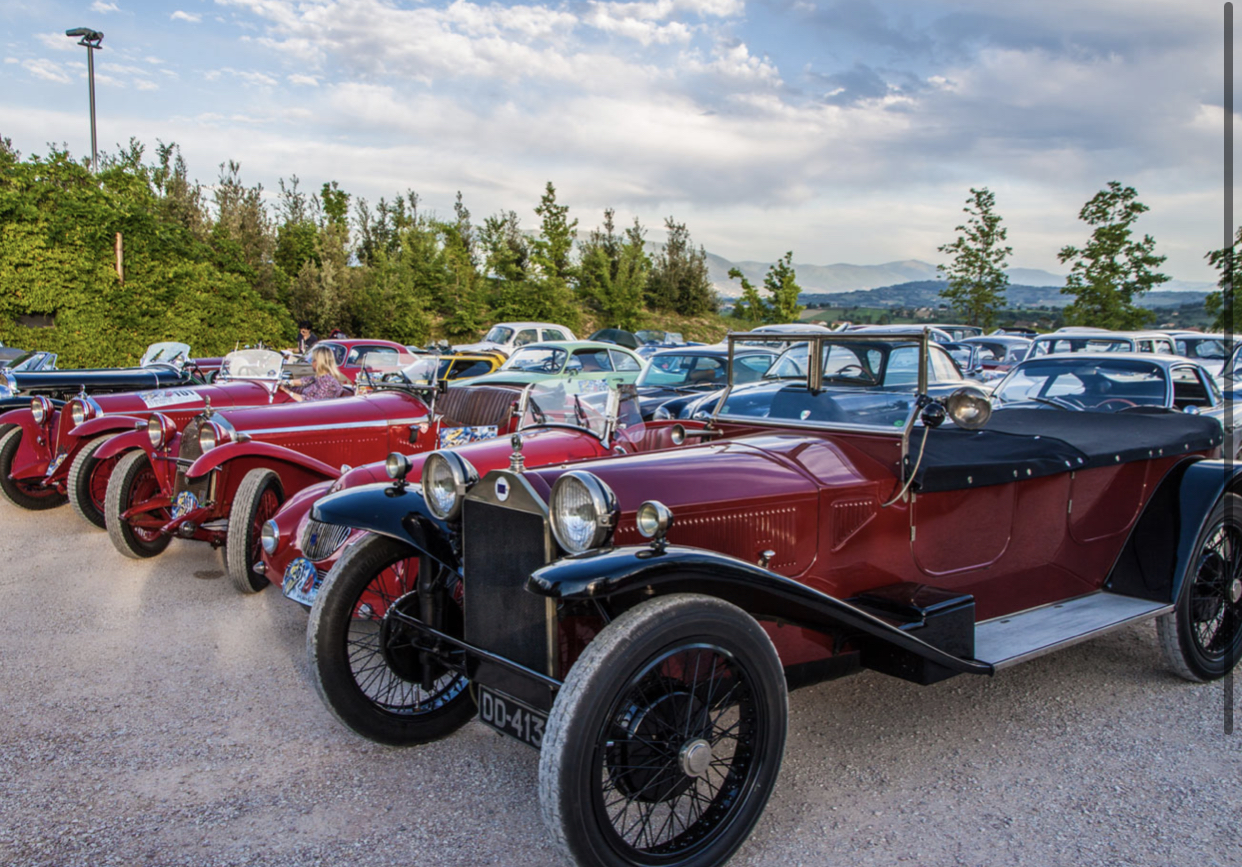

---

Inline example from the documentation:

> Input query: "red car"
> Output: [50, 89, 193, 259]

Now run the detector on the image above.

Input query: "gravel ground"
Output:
[0, 503, 1239, 867]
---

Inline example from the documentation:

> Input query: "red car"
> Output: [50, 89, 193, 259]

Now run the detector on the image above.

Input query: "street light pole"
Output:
[64, 28, 104, 173]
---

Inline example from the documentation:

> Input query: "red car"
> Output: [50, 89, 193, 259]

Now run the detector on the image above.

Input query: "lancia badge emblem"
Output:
[495, 477, 511, 501]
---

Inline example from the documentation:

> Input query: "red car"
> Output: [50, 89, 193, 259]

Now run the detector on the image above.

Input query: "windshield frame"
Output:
[515, 380, 635, 443]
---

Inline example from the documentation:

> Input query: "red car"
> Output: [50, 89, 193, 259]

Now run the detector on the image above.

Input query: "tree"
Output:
[728, 253, 802, 325]
[577, 209, 649, 330]
[1058, 181, 1168, 329]
[936, 187, 1011, 328]
[528, 182, 580, 329]
[647, 217, 716, 316]
[1204, 226, 1241, 333]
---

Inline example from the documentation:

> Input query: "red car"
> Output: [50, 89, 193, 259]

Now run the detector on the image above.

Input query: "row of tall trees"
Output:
[0, 139, 727, 365]
[936, 182, 1189, 330]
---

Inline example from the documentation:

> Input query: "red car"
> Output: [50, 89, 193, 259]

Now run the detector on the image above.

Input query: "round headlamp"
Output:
[550, 471, 618, 555]
[30, 396, 52, 425]
[198, 421, 229, 452]
[423, 451, 479, 521]
[71, 400, 88, 426]
[385, 452, 411, 482]
[636, 500, 674, 540]
[260, 519, 279, 555]
[147, 413, 175, 449]
[946, 386, 993, 431]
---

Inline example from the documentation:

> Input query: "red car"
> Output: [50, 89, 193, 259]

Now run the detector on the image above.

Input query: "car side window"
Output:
[1171, 367, 1213, 408]
[884, 347, 918, 385]
[572, 349, 613, 372]
[515, 329, 538, 347]
[358, 348, 400, 368]
[542, 329, 568, 342]
[929, 347, 963, 381]
[733, 355, 773, 384]
[609, 350, 641, 372]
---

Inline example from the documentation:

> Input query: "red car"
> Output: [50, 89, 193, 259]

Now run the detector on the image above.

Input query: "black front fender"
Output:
[529, 545, 992, 678]
[311, 482, 459, 572]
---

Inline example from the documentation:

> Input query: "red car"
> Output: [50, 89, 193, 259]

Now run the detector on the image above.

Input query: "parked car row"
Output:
[3, 326, 1240, 867]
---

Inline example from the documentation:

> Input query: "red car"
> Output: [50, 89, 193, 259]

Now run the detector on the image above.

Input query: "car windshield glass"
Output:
[1029, 337, 1131, 357]
[635, 330, 664, 344]
[140, 342, 191, 366]
[502, 347, 567, 373]
[518, 380, 641, 440]
[637, 354, 726, 388]
[2, 350, 36, 369]
[302, 342, 346, 365]
[437, 356, 494, 380]
[220, 349, 283, 380]
[995, 359, 1168, 410]
[484, 326, 514, 344]
[767, 342, 893, 384]
[1177, 338, 1226, 359]
[716, 380, 918, 431]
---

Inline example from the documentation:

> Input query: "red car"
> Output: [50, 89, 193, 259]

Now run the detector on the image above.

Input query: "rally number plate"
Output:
[477, 686, 547, 750]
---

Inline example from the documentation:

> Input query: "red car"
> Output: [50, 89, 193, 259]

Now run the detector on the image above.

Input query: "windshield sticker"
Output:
[137, 388, 206, 409]
[438, 425, 499, 448]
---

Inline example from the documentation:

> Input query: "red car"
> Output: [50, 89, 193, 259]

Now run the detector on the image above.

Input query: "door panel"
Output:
[912, 484, 1015, 577]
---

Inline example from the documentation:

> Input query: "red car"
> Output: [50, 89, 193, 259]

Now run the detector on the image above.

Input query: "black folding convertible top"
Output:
[908, 408, 1223, 493]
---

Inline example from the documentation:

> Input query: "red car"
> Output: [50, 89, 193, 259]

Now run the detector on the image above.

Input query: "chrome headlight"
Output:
[0, 370, 15, 398]
[198, 421, 230, 452]
[423, 451, 479, 521]
[71, 401, 86, 426]
[147, 413, 175, 449]
[946, 386, 993, 430]
[385, 452, 411, 482]
[260, 520, 279, 555]
[30, 396, 52, 425]
[636, 500, 674, 540]
[550, 471, 618, 555]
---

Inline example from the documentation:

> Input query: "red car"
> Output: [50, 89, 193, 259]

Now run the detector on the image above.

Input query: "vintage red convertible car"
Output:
[0, 349, 295, 526]
[260, 381, 698, 607]
[304, 329, 1240, 867]
[103, 359, 523, 594]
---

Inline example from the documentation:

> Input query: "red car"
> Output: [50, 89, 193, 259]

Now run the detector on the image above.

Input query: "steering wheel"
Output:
[541, 359, 561, 372]
[1094, 398, 1138, 411]
[829, 363, 878, 384]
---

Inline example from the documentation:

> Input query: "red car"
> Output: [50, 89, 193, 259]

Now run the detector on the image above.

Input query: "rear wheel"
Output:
[226, 469, 283, 594]
[67, 436, 121, 529]
[105, 450, 172, 558]
[0, 426, 68, 510]
[539, 594, 788, 867]
[1158, 493, 1242, 681]
[308, 534, 475, 746]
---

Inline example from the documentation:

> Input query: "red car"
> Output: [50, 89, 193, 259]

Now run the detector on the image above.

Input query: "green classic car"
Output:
[457, 340, 646, 389]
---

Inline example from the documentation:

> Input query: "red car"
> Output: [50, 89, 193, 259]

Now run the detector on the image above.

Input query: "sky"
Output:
[0, 0, 1236, 284]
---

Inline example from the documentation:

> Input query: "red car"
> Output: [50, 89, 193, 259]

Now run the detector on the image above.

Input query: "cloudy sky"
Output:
[0, 0, 1234, 283]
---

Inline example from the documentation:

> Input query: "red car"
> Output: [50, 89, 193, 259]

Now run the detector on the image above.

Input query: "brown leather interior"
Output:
[437, 385, 521, 429]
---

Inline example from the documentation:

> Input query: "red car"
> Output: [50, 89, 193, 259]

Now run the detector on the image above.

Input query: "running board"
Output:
[974, 592, 1172, 669]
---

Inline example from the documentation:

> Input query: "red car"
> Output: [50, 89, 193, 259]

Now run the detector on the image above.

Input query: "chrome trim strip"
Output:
[236, 417, 426, 437]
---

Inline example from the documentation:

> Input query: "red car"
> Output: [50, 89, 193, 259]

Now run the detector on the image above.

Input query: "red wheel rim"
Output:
[249, 487, 282, 565]
[89, 455, 120, 512]
[128, 465, 167, 543]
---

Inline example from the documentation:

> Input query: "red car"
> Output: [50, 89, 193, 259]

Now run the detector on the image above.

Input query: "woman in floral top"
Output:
[279, 345, 349, 402]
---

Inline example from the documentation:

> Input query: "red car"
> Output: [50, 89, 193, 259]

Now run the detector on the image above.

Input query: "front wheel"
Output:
[105, 450, 172, 558]
[226, 468, 283, 594]
[307, 534, 475, 746]
[1158, 493, 1242, 681]
[539, 594, 788, 867]
[0, 426, 68, 510]
[67, 436, 121, 529]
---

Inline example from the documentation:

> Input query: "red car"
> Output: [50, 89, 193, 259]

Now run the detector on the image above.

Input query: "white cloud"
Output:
[134, 79, 159, 91]
[36, 33, 83, 52]
[170, 11, 202, 24]
[287, 73, 319, 86]
[23, 58, 72, 83]
[90, 1, 121, 13]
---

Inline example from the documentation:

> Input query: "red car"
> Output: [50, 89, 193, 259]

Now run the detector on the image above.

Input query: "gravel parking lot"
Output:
[0, 503, 1239, 867]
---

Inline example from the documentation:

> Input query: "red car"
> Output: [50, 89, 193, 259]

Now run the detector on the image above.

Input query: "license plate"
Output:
[477, 685, 547, 750]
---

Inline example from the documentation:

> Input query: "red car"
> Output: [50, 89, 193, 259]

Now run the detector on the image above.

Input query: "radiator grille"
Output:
[174, 418, 211, 502]
[301, 520, 352, 562]
[462, 499, 554, 676]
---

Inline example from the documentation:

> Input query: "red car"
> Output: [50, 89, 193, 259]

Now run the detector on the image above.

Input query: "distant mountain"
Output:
[795, 280, 1211, 311]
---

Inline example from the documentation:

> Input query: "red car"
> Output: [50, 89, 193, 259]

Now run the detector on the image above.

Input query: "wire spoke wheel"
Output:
[1159, 493, 1242, 681]
[540, 594, 787, 867]
[308, 534, 476, 745]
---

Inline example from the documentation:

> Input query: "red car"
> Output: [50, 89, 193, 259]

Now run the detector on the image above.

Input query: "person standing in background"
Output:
[296, 321, 318, 354]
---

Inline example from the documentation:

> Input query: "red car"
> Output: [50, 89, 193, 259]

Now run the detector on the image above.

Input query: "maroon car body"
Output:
[283, 339, 411, 383]
[304, 329, 1240, 867]
[103, 365, 523, 595]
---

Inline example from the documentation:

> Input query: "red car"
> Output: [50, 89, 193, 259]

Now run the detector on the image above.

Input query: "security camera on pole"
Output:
[64, 27, 104, 173]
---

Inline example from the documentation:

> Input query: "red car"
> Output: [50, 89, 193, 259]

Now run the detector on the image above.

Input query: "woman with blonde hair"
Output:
[279, 345, 349, 402]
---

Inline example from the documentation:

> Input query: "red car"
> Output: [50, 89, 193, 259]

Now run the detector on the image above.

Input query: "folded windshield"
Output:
[519, 380, 642, 439]
[220, 349, 283, 380]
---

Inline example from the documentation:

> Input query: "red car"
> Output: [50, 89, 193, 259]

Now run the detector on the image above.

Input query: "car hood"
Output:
[89, 380, 278, 415]
[452, 341, 505, 355]
[212, 390, 428, 432]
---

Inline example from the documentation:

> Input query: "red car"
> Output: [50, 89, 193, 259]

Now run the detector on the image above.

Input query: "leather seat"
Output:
[438, 386, 521, 428]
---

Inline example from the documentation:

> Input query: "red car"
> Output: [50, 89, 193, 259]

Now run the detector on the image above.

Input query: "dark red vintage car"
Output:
[282, 338, 410, 383]
[103, 358, 522, 594]
[305, 329, 1240, 867]
[260, 382, 700, 607]
[0, 349, 296, 527]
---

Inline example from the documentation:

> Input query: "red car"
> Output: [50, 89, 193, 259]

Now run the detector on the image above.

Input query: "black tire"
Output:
[539, 594, 787, 867]
[67, 436, 116, 529]
[105, 450, 172, 559]
[0, 426, 68, 510]
[307, 534, 475, 746]
[1158, 493, 1242, 682]
[226, 468, 283, 594]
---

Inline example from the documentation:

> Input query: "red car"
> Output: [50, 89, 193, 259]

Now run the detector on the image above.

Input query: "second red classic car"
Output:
[303, 329, 1239, 867]
[102, 358, 523, 595]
